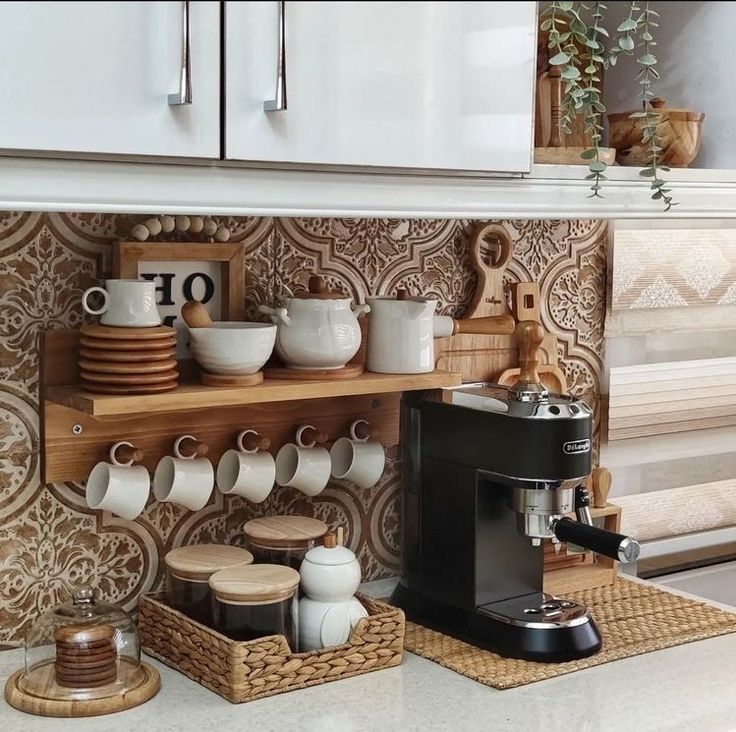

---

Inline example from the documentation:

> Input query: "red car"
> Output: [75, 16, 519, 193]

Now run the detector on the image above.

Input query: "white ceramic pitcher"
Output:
[366, 293, 453, 374]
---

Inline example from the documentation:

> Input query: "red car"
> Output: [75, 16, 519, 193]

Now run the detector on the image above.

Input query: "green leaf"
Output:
[580, 148, 598, 159]
[589, 161, 608, 172]
[549, 51, 571, 65]
[619, 35, 635, 51]
[585, 38, 600, 49]
[617, 18, 638, 31]
[561, 66, 582, 80]
[638, 54, 657, 66]
[629, 112, 648, 118]
[540, 19, 553, 31]
[559, 1, 574, 10]
[642, 31, 653, 41]
[584, 64, 598, 74]
[639, 168, 656, 177]
[598, 26, 610, 37]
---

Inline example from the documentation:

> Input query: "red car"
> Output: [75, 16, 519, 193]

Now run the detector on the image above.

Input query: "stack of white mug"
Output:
[85, 420, 385, 521]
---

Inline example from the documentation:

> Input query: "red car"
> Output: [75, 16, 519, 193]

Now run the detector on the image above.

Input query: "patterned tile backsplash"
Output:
[0, 213, 606, 642]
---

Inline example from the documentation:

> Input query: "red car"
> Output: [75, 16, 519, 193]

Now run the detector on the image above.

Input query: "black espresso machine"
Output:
[392, 334, 640, 662]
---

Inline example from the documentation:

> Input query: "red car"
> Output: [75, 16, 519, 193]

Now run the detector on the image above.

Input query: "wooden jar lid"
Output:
[243, 516, 328, 550]
[208, 564, 301, 604]
[164, 544, 254, 582]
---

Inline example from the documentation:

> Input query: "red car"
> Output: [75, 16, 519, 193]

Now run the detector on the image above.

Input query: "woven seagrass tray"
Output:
[404, 578, 736, 689]
[138, 593, 404, 703]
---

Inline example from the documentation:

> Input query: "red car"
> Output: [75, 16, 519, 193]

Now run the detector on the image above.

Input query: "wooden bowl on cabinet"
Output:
[607, 99, 704, 167]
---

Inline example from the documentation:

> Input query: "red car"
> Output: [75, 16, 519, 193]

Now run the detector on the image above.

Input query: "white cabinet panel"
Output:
[0, 1, 220, 158]
[225, 1, 537, 172]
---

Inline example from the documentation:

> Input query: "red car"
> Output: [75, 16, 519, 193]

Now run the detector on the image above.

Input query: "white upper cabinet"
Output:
[0, 1, 220, 158]
[225, 1, 537, 173]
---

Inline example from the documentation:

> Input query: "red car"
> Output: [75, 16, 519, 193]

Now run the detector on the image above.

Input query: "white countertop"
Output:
[3, 580, 736, 732]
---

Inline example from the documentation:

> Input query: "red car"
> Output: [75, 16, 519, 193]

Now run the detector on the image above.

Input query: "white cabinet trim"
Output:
[3, 156, 736, 218]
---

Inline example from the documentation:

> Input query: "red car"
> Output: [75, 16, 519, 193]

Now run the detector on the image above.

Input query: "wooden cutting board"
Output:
[434, 223, 517, 382]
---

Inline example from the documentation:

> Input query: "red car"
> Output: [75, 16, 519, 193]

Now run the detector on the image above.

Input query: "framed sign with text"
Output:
[112, 241, 246, 356]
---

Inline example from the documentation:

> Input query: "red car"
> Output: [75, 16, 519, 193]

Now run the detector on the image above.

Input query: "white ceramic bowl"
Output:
[188, 322, 277, 375]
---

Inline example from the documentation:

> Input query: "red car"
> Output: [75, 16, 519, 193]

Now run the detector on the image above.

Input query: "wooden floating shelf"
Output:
[46, 371, 463, 417]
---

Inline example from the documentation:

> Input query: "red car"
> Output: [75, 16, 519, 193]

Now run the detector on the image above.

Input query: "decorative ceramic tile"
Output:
[0, 382, 40, 521]
[612, 229, 736, 310]
[0, 211, 606, 641]
[0, 489, 147, 642]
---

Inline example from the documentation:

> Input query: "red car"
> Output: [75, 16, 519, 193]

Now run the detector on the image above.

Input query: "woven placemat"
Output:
[404, 578, 736, 689]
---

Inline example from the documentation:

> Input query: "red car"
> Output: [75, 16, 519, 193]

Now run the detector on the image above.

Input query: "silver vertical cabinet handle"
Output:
[168, 0, 192, 106]
[264, 0, 287, 111]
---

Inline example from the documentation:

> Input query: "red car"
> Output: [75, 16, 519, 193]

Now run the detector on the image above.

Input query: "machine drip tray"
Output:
[392, 583, 602, 663]
[478, 593, 592, 629]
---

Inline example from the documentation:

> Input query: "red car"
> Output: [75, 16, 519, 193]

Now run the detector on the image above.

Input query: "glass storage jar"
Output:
[19, 585, 144, 702]
[209, 564, 301, 648]
[243, 515, 327, 569]
[164, 544, 253, 626]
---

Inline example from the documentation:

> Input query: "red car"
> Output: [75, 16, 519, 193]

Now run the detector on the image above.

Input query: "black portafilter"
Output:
[553, 483, 640, 563]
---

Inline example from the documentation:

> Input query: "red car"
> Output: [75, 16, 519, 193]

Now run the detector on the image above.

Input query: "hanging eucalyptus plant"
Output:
[541, 1, 676, 210]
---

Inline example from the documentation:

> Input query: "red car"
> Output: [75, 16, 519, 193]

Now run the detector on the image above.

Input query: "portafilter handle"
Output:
[553, 517, 640, 564]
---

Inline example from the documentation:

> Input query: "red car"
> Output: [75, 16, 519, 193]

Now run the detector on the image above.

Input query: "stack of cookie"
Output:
[54, 624, 118, 689]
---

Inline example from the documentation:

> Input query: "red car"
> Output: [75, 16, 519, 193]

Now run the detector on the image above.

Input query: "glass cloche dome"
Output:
[20, 584, 143, 702]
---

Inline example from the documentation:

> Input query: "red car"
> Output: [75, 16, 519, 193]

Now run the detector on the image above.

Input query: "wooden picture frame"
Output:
[112, 241, 246, 321]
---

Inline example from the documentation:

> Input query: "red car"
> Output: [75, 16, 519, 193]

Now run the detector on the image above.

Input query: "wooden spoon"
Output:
[181, 300, 213, 328]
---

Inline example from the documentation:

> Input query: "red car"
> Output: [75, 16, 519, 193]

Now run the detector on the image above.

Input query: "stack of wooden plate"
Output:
[79, 325, 178, 395]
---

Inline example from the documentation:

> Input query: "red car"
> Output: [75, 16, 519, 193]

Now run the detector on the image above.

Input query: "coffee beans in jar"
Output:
[243, 516, 327, 569]
[209, 564, 301, 648]
[164, 544, 253, 626]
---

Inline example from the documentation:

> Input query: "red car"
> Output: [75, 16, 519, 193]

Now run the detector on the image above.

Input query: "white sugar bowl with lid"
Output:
[300, 533, 362, 601]
[298, 533, 368, 651]
[258, 275, 369, 369]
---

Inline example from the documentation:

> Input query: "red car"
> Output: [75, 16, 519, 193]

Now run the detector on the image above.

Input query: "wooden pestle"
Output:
[181, 300, 213, 328]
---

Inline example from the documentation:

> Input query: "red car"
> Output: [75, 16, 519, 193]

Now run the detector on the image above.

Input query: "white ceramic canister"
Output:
[259, 276, 369, 369]
[298, 533, 368, 651]
[366, 292, 454, 374]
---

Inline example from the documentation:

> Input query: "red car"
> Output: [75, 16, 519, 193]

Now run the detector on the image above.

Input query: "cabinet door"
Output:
[0, 1, 220, 158]
[225, 1, 537, 172]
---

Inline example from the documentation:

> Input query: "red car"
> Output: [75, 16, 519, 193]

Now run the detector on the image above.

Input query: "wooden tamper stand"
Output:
[510, 318, 549, 398]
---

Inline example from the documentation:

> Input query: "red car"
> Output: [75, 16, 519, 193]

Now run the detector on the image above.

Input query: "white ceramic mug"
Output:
[154, 435, 214, 511]
[82, 279, 161, 328]
[217, 430, 275, 503]
[86, 441, 150, 520]
[275, 425, 331, 496]
[329, 420, 385, 489]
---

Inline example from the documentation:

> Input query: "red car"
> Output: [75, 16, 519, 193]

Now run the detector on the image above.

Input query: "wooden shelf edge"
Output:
[45, 370, 463, 417]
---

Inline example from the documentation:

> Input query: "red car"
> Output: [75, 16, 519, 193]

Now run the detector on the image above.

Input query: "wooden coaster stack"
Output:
[79, 324, 178, 395]
[54, 624, 118, 689]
